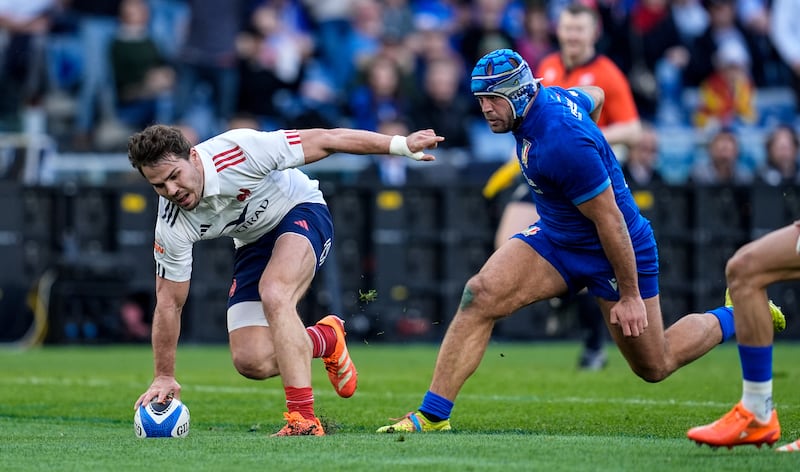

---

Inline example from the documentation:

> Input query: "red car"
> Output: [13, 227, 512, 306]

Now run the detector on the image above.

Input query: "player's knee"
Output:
[725, 245, 756, 286]
[258, 282, 293, 317]
[462, 275, 512, 319]
[232, 352, 277, 380]
[630, 363, 671, 383]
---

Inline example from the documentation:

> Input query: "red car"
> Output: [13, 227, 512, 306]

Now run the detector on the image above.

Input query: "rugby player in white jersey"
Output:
[129, 124, 443, 436]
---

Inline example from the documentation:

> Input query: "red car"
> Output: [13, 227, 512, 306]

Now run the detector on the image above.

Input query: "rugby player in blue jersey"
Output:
[377, 48, 786, 433]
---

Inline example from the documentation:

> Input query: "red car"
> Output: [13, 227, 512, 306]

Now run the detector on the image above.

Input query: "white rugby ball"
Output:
[134, 398, 190, 438]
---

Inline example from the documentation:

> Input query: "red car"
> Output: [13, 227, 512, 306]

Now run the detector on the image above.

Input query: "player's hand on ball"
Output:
[134, 375, 181, 410]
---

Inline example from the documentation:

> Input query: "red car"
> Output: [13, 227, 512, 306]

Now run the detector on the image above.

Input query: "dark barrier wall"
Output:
[1, 182, 799, 344]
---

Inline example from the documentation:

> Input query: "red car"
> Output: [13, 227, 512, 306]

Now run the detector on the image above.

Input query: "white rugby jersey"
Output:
[153, 128, 326, 282]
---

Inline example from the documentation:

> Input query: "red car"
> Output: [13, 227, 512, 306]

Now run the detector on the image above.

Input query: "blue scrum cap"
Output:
[470, 49, 538, 120]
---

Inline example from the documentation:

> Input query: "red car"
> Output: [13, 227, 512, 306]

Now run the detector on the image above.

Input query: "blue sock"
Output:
[707, 306, 735, 343]
[739, 344, 772, 382]
[419, 391, 453, 422]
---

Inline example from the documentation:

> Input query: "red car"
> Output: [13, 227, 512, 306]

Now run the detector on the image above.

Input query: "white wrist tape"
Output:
[390, 135, 425, 161]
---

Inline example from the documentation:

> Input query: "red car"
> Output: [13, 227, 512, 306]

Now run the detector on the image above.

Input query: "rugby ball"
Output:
[134, 398, 190, 438]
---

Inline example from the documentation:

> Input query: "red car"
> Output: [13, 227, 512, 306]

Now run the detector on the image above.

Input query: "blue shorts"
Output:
[227, 203, 333, 308]
[513, 223, 659, 301]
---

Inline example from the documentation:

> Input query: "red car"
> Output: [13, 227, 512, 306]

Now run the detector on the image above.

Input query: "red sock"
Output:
[306, 324, 336, 358]
[285, 386, 315, 420]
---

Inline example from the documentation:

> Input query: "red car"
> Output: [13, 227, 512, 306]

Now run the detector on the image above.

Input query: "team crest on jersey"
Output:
[236, 188, 251, 202]
[520, 139, 531, 168]
[521, 225, 540, 236]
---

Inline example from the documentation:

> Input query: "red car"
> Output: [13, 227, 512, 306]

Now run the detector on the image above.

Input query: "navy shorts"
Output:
[227, 203, 333, 308]
[513, 223, 660, 301]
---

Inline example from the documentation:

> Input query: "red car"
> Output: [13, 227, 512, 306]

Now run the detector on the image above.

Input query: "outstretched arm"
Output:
[134, 276, 189, 408]
[297, 128, 444, 164]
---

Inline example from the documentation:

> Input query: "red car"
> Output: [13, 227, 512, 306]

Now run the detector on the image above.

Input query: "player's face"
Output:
[477, 95, 514, 133]
[141, 150, 205, 210]
[557, 11, 597, 62]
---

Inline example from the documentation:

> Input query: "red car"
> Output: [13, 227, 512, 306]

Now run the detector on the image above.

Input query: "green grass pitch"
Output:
[1, 341, 799, 471]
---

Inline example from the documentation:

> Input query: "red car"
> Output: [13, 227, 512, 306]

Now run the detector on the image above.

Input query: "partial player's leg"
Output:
[228, 309, 280, 380]
[599, 295, 724, 383]
[227, 305, 356, 397]
[261, 232, 325, 436]
[431, 238, 565, 399]
[725, 222, 800, 346]
[377, 237, 568, 432]
[689, 222, 800, 450]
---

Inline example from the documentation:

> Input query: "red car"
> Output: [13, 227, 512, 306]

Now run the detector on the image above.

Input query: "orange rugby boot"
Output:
[687, 402, 780, 449]
[316, 315, 358, 398]
[270, 411, 325, 437]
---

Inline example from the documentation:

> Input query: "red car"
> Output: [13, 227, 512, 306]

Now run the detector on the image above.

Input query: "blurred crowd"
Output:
[0, 0, 799, 184]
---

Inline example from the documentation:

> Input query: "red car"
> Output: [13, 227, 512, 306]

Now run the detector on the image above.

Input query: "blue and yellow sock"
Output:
[419, 391, 453, 423]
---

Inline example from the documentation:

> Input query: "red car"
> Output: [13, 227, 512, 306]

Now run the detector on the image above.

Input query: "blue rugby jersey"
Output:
[513, 85, 651, 250]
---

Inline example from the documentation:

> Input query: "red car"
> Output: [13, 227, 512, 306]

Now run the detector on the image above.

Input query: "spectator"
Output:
[382, 0, 413, 45]
[145, 0, 189, 61]
[672, 0, 710, 42]
[769, 0, 800, 105]
[0, 0, 54, 130]
[110, 0, 174, 130]
[459, 0, 516, 69]
[348, 54, 409, 131]
[693, 41, 757, 130]
[68, 0, 122, 149]
[537, 3, 641, 148]
[172, 0, 245, 139]
[514, 1, 555, 72]
[685, 0, 765, 87]
[410, 56, 471, 150]
[407, 11, 461, 84]
[345, 0, 385, 87]
[289, 59, 342, 129]
[653, 0, 708, 124]
[299, 0, 354, 90]
[756, 124, 800, 186]
[618, 0, 686, 120]
[733, 0, 784, 87]
[622, 122, 664, 187]
[690, 128, 753, 184]
[235, 1, 313, 129]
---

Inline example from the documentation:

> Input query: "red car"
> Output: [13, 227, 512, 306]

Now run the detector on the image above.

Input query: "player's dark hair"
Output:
[564, 2, 599, 25]
[128, 124, 192, 174]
